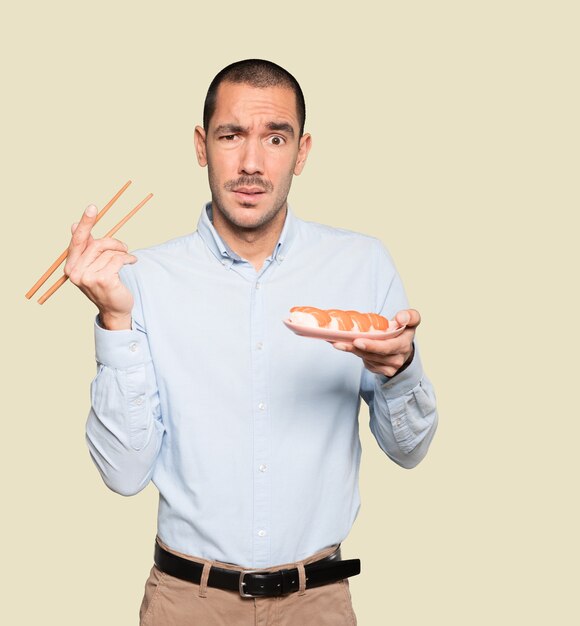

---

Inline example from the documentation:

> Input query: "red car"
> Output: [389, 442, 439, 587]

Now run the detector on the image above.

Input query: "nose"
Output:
[239, 137, 264, 175]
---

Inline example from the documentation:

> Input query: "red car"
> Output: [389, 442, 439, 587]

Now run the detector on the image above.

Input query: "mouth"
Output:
[232, 187, 266, 202]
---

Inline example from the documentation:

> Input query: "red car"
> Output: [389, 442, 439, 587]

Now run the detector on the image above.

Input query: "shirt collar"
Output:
[196, 202, 297, 266]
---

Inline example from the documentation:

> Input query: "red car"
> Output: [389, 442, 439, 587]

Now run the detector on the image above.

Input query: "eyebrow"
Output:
[266, 122, 295, 137]
[213, 122, 295, 138]
[213, 124, 247, 136]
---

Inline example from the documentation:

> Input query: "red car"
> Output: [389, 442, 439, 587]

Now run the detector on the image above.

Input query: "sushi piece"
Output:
[289, 307, 389, 332]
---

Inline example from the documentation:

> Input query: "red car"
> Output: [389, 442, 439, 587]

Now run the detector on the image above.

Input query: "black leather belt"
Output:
[154, 543, 361, 598]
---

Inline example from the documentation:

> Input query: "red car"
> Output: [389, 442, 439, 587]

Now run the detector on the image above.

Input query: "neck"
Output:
[212, 205, 287, 271]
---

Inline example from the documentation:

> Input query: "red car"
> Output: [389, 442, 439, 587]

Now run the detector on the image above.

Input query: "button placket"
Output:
[250, 279, 270, 564]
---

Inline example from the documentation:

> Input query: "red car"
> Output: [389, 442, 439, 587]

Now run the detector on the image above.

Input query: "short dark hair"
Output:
[203, 59, 306, 136]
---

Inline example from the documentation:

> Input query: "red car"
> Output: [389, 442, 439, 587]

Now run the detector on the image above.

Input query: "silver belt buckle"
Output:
[239, 569, 262, 598]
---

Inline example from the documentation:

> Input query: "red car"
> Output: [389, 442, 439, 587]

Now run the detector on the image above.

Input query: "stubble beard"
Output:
[208, 165, 294, 234]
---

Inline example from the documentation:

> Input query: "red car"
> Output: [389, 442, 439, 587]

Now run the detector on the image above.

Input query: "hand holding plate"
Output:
[332, 309, 420, 377]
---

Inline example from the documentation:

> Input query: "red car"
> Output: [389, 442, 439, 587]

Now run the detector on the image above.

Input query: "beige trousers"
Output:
[139, 540, 358, 626]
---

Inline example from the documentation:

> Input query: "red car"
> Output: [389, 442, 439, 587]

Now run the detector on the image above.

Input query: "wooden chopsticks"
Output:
[25, 181, 153, 305]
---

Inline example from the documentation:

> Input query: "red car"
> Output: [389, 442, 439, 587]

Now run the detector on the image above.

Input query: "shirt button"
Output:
[255, 282, 261, 290]
[395, 419, 402, 428]
[278, 255, 285, 261]
[129, 342, 138, 352]
[256, 342, 263, 350]
[258, 402, 266, 411]
[259, 464, 267, 473]
[133, 396, 144, 406]
[257, 530, 266, 537]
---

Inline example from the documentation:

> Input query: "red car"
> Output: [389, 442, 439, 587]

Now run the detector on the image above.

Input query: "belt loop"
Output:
[198, 561, 213, 598]
[297, 561, 307, 596]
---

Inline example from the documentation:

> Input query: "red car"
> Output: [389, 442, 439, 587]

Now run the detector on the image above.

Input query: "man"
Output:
[66, 59, 438, 625]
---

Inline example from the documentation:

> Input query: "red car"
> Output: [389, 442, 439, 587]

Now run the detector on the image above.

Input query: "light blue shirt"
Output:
[86, 204, 438, 568]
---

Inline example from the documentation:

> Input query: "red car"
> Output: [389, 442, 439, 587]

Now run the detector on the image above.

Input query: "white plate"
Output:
[283, 319, 406, 343]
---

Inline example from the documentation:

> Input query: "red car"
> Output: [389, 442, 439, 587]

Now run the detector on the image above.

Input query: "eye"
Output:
[218, 134, 240, 143]
[267, 135, 286, 146]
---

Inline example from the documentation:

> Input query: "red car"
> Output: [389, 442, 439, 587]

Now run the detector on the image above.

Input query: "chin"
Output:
[234, 213, 271, 230]
[219, 202, 285, 231]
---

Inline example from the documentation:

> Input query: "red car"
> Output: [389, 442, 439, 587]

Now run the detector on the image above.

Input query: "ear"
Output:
[194, 125, 208, 167]
[294, 133, 312, 176]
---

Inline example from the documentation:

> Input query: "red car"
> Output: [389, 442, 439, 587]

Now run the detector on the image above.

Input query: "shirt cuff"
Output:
[94, 317, 152, 369]
[376, 350, 423, 399]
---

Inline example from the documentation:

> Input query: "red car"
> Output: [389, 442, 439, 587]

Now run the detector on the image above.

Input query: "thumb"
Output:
[395, 309, 421, 328]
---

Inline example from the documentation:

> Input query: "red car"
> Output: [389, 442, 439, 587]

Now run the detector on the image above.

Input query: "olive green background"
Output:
[2, 1, 578, 624]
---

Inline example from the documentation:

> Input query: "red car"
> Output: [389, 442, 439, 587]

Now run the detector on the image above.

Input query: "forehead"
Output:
[210, 82, 299, 132]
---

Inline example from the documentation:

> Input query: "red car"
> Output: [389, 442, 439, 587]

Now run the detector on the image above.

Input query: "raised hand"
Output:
[64, 205, 137, 330]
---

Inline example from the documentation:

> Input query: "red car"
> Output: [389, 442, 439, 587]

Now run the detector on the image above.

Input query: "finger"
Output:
[88, 249, 136, 274]
[65, 231, 95, 276]
[362, 360, 386, 375]
[362, 357, 386, 369]
[351, 336, 405, 357]
[70, 252, 137, 290]
[69, 249, 136, 286]
[364, 352, 408, 371]
[364, 362, 401, 377]
[332, 342, 354, 352]
[77, 252, 137, 289]
[71, 222, 94, 243]
[66, 205, 98, 267]
[395, 308, 421, 328]
[98, 252, 138, 277]
[75, 238, 129, 272]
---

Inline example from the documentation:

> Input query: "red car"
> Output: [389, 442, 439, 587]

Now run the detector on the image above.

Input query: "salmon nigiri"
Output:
[289, 307, 389, 332]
